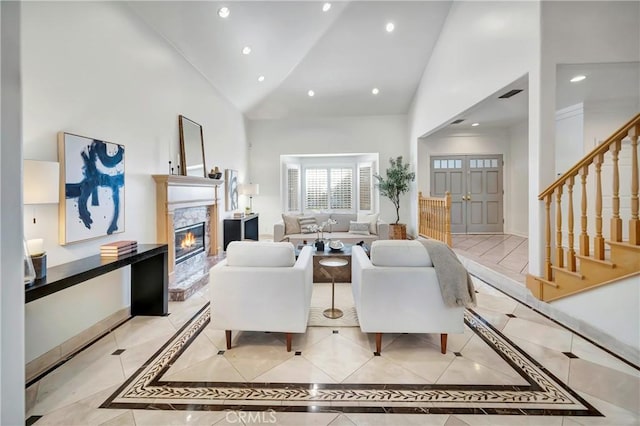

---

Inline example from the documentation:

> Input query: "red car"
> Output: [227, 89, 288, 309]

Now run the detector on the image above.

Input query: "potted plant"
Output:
[374, 156, 415, 239]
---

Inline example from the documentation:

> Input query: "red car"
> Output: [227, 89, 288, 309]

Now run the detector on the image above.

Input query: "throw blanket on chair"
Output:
[419, 239, 477, 308]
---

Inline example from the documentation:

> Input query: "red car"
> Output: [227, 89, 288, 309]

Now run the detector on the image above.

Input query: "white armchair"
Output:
[209, 241, 313, 352]
[351, 240, 464, 354]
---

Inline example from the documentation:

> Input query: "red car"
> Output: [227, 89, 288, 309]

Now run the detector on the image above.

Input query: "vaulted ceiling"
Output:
[127, 2, 639, 128]
[127, 1, 452, 120]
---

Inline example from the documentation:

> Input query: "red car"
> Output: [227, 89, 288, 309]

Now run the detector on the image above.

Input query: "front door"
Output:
[430, 155, 504, 234]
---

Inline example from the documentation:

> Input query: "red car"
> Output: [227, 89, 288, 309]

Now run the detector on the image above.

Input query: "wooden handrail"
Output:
[528, 113, 640, 302]
[418, 191, 451, 246]
[539, 113, 640, 199]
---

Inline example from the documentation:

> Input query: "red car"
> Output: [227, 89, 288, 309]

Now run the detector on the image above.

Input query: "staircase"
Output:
[527, 113, 640, 301]
[418, 191, 452, 246]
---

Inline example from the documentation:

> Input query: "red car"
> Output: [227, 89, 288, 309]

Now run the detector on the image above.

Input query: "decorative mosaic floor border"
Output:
[101, 303, 602, 416]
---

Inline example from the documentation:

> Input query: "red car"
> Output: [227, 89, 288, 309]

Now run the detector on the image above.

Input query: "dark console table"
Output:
[26, 244, 168, 316]
[223, 214, 259, 250]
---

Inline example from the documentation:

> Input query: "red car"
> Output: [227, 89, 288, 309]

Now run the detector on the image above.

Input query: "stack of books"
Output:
[233, 212, 245, 218]
[100, 240, 138, 257]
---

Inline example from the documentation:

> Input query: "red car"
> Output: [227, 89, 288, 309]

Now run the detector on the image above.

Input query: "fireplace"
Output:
[175, 222, 205, 264]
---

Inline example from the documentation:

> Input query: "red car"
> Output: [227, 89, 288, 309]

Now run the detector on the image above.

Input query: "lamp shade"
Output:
[24, 160, 60, 204]
[238, 183, 259, 196]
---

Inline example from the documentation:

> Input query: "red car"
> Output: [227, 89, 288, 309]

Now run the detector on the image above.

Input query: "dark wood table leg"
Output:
[131, 251, 168, 316]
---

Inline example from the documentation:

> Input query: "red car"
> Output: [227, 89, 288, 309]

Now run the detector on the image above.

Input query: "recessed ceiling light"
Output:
[471, 122, 480, 127]
[372, 88, 380, 95]
[322, 3, 331, 12]
[307, 90, 315, 97]
[385, 22, 395, 33]
[217, 7, 230, 19]
[257, 75, 265, 83]
[242, 46, 251, 55]
[570, 75, 586, 83]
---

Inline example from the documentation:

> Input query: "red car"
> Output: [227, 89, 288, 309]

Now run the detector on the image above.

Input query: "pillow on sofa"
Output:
[282, 214, 301, 235]
[330, 213, 356, 232]
[349, 221, 370, 235]
[298, 216, 317, 233]
[357, 212, 379, 235]
[226, 241, 295, 267]
[370, 240, 432, 267]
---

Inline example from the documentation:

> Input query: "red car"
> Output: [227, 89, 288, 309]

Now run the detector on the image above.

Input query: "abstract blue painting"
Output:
[59, 132, 125, 245]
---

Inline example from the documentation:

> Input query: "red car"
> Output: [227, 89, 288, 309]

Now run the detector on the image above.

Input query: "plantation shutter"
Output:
[286, 166, 300, 212]
[305, 168, 328, 210]
[358, 164, 372, 211]
[330, 168, 353, 209]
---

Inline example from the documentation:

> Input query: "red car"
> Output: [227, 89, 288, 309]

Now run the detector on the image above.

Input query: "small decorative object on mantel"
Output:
[208, 166, 222, 179]
[233, 211, 245, 219]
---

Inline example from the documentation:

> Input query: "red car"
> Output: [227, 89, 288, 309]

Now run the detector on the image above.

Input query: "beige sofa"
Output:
[274, 213, 389, 246]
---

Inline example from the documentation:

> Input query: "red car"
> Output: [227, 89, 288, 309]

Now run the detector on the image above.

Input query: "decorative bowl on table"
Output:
[328, 240, 344, 252]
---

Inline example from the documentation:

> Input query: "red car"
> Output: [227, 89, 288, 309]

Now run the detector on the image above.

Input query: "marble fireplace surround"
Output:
[153, 175, 222, 300]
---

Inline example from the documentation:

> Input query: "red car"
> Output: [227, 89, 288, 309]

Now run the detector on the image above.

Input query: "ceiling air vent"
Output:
[499, 89, 523, 99]
[451, 119, 465, 124]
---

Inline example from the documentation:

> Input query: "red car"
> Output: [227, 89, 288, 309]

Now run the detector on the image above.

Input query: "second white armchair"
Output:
[351, 240, 465, 354]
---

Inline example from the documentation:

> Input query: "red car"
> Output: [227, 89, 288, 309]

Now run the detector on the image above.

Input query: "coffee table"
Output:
[295, 243, 369, 283]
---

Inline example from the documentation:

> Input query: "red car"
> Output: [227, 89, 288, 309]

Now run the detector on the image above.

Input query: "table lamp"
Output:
[238, 183, 259, 214]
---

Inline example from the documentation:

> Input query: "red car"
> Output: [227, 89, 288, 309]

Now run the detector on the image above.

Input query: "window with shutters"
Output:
[358, 164, 372, 211]
[286, 166, 300, 211]
[304, 167, 353, 210]
[305, 168, 329, 210]
[282, 154, 378, 213]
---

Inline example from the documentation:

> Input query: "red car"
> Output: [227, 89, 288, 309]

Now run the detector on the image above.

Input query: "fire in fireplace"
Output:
[175, 222, 205, 264]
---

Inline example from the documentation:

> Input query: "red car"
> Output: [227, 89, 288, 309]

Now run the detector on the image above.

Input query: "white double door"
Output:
[430, 155, 504, 234]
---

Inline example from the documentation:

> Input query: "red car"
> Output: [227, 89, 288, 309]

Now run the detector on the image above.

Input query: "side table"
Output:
[318, 257, 348, 319]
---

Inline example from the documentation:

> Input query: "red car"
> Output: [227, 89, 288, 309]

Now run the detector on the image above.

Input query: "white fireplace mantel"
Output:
[153, 175, 222, 273]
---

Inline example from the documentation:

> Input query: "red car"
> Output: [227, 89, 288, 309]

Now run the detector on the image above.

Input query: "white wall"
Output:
[555, 103, 584, 176]
[408, 1, 540, 237]
[1, 1, 26, 422]
[21, 1, 247, 361]
[247, 115, 408, 235]
[507, 120, 529, 237]
[552, 275, 640, 361]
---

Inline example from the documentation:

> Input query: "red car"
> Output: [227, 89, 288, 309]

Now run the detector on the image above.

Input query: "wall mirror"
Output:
[178, 115, 207, 178]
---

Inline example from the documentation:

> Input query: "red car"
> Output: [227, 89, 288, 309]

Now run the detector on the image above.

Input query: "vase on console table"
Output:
[315, 239, 325, 252]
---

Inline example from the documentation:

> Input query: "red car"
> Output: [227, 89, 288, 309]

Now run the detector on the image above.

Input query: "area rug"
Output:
[308, 306, 359, 327]
[101, 302, 601, 417]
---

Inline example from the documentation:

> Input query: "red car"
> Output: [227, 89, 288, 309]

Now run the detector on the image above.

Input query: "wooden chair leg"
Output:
[225, 330, 232, 350]
[440, 333, 448, 354]
[286, 333, 292, 352]
[375, 333, 382, 353]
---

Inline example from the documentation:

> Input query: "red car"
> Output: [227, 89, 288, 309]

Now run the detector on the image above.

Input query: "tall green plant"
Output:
[374, 156, 415, 224]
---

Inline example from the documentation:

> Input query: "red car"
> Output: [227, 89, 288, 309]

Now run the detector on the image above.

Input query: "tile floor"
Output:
[452, 234, 529, 284]
[26, 271, 639, 425]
